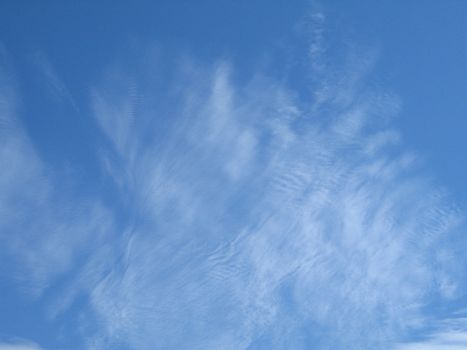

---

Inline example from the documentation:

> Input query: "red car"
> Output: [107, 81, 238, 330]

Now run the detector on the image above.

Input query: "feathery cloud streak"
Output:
[86, 46, 465, 349]
[0, 13, 466, 350]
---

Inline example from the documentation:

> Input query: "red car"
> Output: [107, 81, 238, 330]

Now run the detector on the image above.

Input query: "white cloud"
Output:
[395, 318, 467, 350]
[84, 38, 465, 349]
[0, 12, 465, 350]
[0, 341, 43, 350]
[31, 50, 77, 109]
[0, 48, 114, 298]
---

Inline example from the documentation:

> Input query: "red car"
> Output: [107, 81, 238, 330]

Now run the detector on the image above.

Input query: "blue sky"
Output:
[0, 1, 467, 349]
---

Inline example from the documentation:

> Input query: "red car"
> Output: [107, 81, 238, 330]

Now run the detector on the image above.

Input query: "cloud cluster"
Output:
[395, 316, 467, 350]
[0, 344, 42, 350]
[84, 47, 464, 349]
[0, 46, 113, 306]
[0, 13, 465, 350]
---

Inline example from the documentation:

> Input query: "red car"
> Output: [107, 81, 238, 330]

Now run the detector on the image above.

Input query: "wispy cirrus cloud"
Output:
[0, 11, 466, 350]
[0, 46, 113, 300]
[0, 344, 43, 350]
[81, 26, 465, 349]
[30, 50, 77, 109]
[0, 335, 43, 350]
[394, 316, 467, 350]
